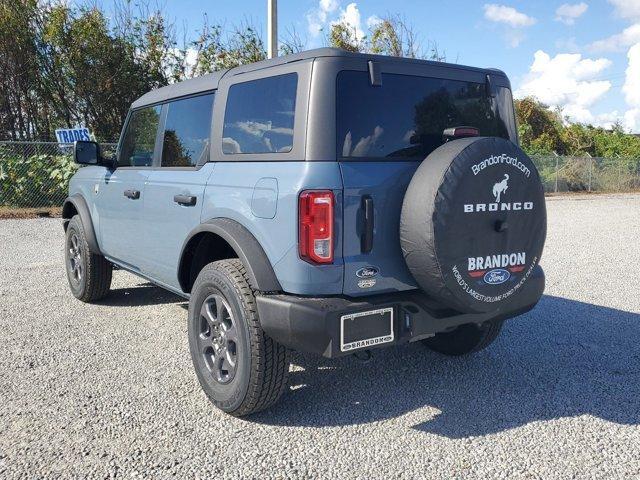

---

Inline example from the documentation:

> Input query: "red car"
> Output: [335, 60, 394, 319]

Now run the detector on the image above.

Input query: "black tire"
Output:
[65, 215, 112, 302]
[423, 320, 504, 356]
[188, 259, 290, 416]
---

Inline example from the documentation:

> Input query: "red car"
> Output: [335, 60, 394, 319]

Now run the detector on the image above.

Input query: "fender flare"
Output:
[179, 218, 282, 293]
[62, 194, 100, 254]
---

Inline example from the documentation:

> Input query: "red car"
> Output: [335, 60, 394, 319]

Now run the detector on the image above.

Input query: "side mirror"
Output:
[74, 140, 101, 165]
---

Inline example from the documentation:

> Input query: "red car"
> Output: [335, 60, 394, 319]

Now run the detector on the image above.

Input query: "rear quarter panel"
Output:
[201, 161, 344, 295]
[203, 59, 346, 295]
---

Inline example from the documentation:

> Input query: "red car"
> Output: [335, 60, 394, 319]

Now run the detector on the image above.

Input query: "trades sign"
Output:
[55, 127, 92, 144]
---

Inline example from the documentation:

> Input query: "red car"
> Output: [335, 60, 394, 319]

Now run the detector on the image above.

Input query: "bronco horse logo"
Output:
[492, 174, 509, 203]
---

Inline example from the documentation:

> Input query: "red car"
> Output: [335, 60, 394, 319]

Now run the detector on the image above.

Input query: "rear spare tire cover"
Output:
[400, 137, 546, 313]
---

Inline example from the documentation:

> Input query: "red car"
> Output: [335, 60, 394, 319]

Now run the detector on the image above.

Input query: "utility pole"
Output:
[268, 0, 277, 59]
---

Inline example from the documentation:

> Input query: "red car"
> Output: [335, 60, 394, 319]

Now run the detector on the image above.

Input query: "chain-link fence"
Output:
[1, 142, 639, 209]
[0, 141, 116, 209]
[531, 155, 640, 194]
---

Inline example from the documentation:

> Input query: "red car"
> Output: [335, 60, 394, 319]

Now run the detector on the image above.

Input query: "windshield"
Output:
[336, 71, 516, 160]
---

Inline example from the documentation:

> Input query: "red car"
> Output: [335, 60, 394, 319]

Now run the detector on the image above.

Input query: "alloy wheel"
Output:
[198, 293, 239, 384]
[68, 233, 83, 283]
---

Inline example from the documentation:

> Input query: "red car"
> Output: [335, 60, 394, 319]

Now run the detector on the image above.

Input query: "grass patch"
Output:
[0, 206, 62, 219]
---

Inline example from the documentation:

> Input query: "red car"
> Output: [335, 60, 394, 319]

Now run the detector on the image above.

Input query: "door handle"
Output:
[361, 196, 374, 253]
[174, 194, 197, 206]
[124, 189, 140, 200]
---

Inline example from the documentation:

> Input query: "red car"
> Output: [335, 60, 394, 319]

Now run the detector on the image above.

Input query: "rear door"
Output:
[97, 105, 160, 268]
[140, 92, 215, 289]
[335, 64, 517, 297]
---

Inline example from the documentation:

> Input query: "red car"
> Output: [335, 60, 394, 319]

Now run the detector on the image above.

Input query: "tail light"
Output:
[299, 190, 334, 264]
[443, 126, 480, 141]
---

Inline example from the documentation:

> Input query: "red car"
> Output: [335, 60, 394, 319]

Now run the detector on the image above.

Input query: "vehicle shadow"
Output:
[251, 295, 640, 438]
[100, 282, 186, 307]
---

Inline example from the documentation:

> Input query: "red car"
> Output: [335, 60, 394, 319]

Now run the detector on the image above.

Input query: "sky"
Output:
[100, 0, 640, 132]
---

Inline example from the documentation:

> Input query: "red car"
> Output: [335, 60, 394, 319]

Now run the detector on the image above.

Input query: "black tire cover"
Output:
[400, 137, 546, 313]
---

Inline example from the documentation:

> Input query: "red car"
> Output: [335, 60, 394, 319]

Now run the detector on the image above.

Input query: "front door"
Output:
[97, 105, 161, 269]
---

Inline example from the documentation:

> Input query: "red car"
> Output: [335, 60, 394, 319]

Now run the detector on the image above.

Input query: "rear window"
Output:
[336, 71, 516, 160]
[161, 93, 214, 167]
[222, 73, 297, 154]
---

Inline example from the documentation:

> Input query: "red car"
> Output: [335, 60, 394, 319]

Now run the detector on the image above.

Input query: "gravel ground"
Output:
[1, 193, 639, 479]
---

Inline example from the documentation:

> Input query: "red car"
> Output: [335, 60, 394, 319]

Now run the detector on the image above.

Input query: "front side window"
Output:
[336, 71, 516, 160]
[161, 93, 215, 167]
[119, 105, 161, 167]
[222, 73, 297, 154]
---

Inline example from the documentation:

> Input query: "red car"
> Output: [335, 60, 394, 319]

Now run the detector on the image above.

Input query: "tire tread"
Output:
[195, 259, 289, 416]
[66, 215, 112, 303]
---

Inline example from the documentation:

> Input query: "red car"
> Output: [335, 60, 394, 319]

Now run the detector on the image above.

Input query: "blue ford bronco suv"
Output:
[63, 48, 546, 416]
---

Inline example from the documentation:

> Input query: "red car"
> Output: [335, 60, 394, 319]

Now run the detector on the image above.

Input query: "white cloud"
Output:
[591, 110, 622, 129]
[366, 14, 383, 29]
[483, 4, 535, 47]
[307, 0, 340, 37]
[623, 43, 640, 106]
[308, 1, 378, 44]
[307, 19, 323, 38]
[555, 3, 588, 25]
[333, 3, 366, 41]
[320, 0, 339, 13]
[622, 43, 640, 131]
[589, 23, 640, 52]
[483, 4, 536, 27]
[184, 48, 198, 71]
[589, 1, 640, 52]
[623, 109, 640, 132]
[608, 0, 640, 21]
[515, 50, 613, 124]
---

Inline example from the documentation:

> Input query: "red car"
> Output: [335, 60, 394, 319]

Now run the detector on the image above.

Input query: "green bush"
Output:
[0, 153, 78, 207]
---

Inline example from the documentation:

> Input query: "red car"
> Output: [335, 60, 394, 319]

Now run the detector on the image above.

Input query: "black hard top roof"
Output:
[131, 47, 507, 109]
[131, 70, 227, 109]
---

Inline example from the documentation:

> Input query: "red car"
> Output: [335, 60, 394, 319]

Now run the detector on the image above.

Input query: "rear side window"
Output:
[222, 73, 297, 154]
[161, 93, 214, 167]
[336, 71, 515, 160]
[119, 105, 161, 167]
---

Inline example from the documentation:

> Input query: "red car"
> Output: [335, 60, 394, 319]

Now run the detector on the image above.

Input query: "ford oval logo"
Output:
[356, 266, 379, 278]
[484, 268, 510, 285]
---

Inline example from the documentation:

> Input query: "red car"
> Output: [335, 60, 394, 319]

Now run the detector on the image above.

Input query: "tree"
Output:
[0, 1, 175, 141]
[514, 96, 640, 158]
[218, 23, 266, 68]
[279, 26, 305, 56]
[561, 123, 595, 156]
[369, 14, 427, 58]
[41, 4, 163, 140]
[328, 14, 446, 61]
[514, 97, 565, 154]
[0, 0, 43, 140]
[328, 23, 362, 53]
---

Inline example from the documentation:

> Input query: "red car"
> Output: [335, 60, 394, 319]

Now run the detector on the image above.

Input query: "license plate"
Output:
[340, 307, 394, 352]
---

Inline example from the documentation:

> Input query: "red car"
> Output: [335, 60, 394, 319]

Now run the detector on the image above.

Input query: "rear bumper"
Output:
[256, 266, 545, 358]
